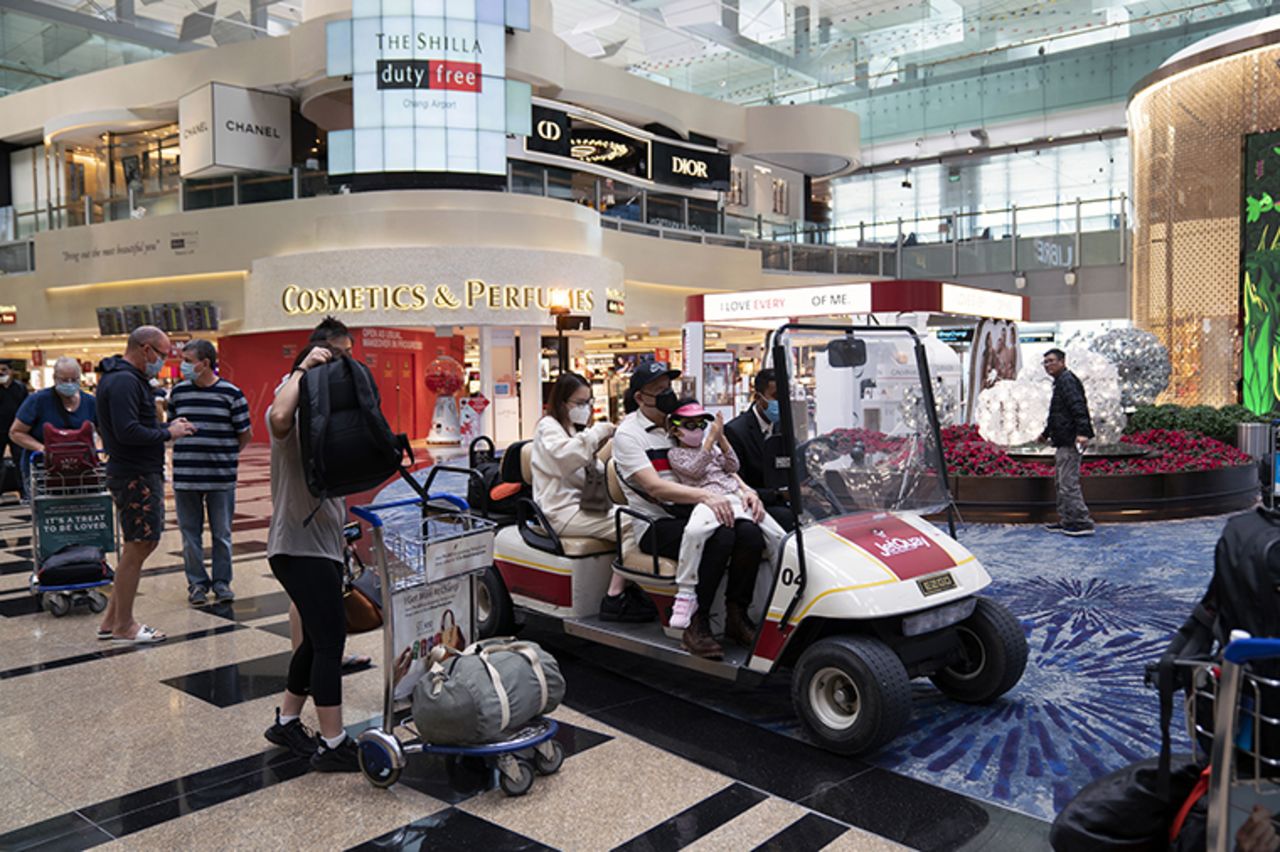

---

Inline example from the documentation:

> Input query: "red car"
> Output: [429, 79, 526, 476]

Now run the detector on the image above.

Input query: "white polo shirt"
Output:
[611, 410, 677, 522]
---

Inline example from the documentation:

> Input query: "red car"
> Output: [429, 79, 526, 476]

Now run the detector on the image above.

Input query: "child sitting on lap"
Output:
[666, 400, 784, 631]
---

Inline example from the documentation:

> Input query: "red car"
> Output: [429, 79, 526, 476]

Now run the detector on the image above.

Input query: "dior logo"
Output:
[671, 156, 709, 178]
[536, 120, 562, 141]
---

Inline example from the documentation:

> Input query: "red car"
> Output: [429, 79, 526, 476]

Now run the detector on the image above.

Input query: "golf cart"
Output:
[476, 324, 1028, 755]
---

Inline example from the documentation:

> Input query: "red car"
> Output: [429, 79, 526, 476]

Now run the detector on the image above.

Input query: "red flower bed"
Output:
[941, 425, 1253, 478]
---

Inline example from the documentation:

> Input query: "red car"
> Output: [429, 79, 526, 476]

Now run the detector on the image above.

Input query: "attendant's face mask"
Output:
[568, 401, 592, 426]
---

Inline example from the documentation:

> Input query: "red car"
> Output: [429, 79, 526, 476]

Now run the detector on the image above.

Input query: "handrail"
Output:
[4, 164, 1126, 278]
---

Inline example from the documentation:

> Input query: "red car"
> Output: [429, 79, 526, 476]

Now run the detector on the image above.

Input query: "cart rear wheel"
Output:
[533, 740, 564, 776]
[929, 597, 1028, 704]
[476, 566, 515, 638]
[357, 730, 404, 789]
[792, 636, 911, 756]
[499, 757, 535, 796]
[45, 593, 71, 617]
[87, 591, 108, 613]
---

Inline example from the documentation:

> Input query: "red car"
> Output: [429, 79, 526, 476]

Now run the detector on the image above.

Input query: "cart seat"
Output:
[556, 536, 616, 557]
[618, 549, 677, 579]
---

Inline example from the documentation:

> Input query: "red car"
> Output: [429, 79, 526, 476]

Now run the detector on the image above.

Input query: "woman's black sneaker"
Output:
[311, 735, 361, 772]
[1062, 523, 1096, 537]
[264, 708, 320, 759]
[599, 584, 657, 623]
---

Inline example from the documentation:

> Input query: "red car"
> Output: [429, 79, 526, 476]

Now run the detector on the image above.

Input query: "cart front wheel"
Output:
[499, 757, 536, 796]
[45, 593, 71, 617]
[357, 730, 404, 789]
[928, 597, 1028, 704]
[87, 591, 108, 613]
[533, 739, 564, 776]
[791, 635, 911, 756]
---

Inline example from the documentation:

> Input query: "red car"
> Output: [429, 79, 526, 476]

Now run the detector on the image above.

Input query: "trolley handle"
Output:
[28, 449, 107, 462]
[351, 493, 470, 528]
[1223, 636, 1280, 665]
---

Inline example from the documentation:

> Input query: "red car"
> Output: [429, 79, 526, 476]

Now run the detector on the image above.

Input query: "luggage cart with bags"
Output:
[27, 450, 116, 617]
[1183, 632, 1280, 850]
[349, 469, 563, 796]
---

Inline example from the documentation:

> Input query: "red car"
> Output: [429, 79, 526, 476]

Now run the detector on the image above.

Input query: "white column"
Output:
[519, 326, 542, 440]
[681, 321, 705, 399]
[478, 326, 496, 439]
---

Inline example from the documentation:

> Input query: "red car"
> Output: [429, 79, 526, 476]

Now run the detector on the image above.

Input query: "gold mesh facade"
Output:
[1128, 47, 1280, 406]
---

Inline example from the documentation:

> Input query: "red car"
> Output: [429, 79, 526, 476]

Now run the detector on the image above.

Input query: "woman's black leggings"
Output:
[269, 554, 346, 707]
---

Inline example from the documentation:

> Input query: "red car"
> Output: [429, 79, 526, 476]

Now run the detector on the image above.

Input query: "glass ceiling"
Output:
[550, 0, 1262, 105]
[0, 0, 1268, 150]
[0, 0, 300, 96]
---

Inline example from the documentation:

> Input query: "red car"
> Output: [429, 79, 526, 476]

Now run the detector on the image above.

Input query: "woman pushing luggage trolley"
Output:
[349, 469, 565, 797]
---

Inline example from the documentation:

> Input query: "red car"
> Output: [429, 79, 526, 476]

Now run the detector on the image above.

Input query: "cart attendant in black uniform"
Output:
[725, 369, 796, 533]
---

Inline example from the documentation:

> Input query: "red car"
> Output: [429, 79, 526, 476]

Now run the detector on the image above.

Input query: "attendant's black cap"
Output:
[629, 360, 681, 393]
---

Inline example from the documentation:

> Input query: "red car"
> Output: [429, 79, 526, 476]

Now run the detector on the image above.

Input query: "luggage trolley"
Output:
[27, 451, 116, 616]
[1184, 632, 1280, 850]
[349, 475, 563, 796]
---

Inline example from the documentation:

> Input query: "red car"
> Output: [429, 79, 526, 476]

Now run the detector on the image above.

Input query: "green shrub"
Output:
[1124, 403, 1267, 445]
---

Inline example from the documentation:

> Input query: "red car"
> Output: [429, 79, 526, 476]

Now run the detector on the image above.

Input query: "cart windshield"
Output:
[775, 326, 950, 523]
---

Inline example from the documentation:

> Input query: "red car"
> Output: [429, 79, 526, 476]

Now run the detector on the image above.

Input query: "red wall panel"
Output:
[218, 327, 464, 445]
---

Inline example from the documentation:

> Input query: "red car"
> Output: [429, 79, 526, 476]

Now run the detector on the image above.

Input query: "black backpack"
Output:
[1152, 507, 1280, 797]
[465, 436, 528, 520]
[297, 356, 412, 499]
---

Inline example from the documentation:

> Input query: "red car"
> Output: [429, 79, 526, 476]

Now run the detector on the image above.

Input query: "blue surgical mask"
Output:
[763, 399, 780, 424]
[145, 353, 164, 378]
[180, 361, 197, 381]
[55, 382, 79, 398]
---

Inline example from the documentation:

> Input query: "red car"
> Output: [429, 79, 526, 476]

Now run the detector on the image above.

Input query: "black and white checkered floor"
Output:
[0, 446, 1048, 850]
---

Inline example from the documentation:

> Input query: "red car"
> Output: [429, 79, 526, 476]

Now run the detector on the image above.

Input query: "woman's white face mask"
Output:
[567, 402, 592, 426]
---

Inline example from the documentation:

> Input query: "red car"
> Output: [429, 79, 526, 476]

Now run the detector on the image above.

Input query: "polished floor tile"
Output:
[747, 812, 853, 852]
[163, 649, 380, 708]
[614, 783, 768, 851]
[349, 807, 554, 852]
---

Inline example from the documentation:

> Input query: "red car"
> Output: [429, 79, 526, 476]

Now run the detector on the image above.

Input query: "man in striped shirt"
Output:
[170, 339, 252, 605]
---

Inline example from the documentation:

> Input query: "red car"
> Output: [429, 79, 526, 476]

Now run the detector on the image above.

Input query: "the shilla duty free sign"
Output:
[327, 0, 532, 176]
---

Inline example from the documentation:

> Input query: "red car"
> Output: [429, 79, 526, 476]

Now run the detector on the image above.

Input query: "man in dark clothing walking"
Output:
[96, 326, 197, 643]
[1039, 348, 1095, 536]
[0, 361, 29, 499]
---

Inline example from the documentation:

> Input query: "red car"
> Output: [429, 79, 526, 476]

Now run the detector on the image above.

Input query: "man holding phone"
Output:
[96, 326, 198, 643]
[1039, 348, 1095, 537]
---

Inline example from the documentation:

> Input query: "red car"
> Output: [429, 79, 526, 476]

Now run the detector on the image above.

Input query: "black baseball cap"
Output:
[629, 360, 681, 394]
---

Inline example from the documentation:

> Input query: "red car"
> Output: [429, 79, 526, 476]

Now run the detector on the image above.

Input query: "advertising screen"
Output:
[1241, 129, 1280, 415]
[327, 0, 532, 177]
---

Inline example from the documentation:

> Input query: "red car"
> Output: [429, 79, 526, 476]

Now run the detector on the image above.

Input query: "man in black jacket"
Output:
[96, 326, 197, 643]
[725, 369, 796, 532]
[1038, 348, 1095, 536]
[0, 360, 28, 499]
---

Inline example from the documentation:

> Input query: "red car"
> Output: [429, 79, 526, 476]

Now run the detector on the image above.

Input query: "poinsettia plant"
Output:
[941, 425, 1253, 478]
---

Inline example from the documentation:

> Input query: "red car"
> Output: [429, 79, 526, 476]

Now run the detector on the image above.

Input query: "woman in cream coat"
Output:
[531, 372, 655, 623]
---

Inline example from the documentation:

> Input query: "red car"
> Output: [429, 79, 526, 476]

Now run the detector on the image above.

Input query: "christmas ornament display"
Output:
[975, 348, 1126, 446]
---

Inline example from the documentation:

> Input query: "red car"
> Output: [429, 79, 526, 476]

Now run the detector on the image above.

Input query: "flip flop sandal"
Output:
[341, 654, 372, 672]
[96, 629, 112, 641]
[112, 624, 167, 644]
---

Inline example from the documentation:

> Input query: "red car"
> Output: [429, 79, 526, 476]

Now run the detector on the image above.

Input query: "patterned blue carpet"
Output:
[369, 471, 1239, 821]
[875, 515, 1230, 820]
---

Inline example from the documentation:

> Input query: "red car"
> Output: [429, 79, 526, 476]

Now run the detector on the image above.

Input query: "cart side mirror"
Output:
[828, 337, 867, 369]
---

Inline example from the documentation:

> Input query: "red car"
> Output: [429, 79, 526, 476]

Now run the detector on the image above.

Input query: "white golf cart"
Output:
[474, 324, 1028, 755]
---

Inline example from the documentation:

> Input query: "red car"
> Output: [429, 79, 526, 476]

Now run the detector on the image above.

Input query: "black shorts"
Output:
[108, 473, 165, 542]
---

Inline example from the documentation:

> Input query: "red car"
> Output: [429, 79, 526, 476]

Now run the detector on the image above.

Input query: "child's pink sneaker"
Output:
[669, 591, 697, 630]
